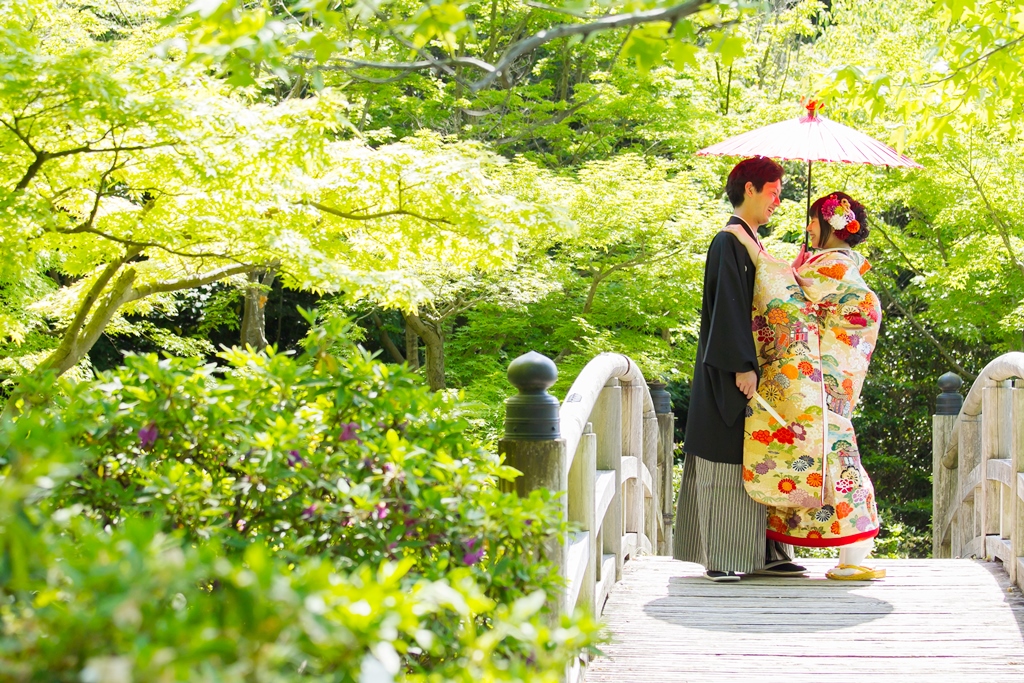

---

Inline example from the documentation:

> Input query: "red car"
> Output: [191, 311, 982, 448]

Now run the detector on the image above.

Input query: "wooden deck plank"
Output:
[585, 556, 1024, 682]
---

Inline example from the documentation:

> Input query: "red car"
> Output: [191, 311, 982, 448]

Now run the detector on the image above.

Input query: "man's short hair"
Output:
[725, 157, 785, 208]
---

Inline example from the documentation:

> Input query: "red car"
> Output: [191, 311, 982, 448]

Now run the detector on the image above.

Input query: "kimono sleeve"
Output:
[702, 233, 758, 426]
[799, 252, 880, 331]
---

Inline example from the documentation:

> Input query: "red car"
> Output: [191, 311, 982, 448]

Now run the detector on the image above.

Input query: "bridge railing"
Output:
[932, 352, 1024, 588]
[499, 351, 675, 622]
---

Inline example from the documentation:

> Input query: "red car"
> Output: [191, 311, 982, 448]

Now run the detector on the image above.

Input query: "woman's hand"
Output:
[792, 243, 811, 269]
[724, 227, 762, 264]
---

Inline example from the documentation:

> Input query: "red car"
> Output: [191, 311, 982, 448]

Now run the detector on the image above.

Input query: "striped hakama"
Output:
[673, 453, 791, 573]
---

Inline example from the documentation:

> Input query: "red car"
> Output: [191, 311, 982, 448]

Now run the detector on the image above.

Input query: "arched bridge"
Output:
[499, 352, 1024, 682]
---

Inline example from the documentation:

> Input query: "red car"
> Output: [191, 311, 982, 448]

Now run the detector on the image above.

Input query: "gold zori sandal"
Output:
[826, 564, 886, 581]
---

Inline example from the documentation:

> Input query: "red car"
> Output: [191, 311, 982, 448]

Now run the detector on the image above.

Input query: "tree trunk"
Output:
[403, 311, 444, 390]
[405, 324, 421, 371]
[371, 312, 405, 364]
[2, 257, 257, 419]
[240, 268, 276, 350]
[2, 264, 139, 419]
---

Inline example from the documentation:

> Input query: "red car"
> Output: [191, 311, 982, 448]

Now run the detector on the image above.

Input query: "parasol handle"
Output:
[804, 159, 813, 250]
[753, 391, 788, 427]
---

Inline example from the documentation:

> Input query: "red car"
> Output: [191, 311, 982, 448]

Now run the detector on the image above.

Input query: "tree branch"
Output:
[871, 222, 922, 275]
[54, 223, 246, 262]
[300, 200, 453, 225]
[437, 295, 487, 322]
[962, 163, 1024, 278]
[128, 262, 264, 303]
[919, 34, 1024, 86]
[318, 55, 496, 74]
[310, 0, 706, 91]
[477, 0, 706, 91]
[877, 281, 976, 381]
[494, 95, 598, 145]
[10, 137, 177, 192]
[60, 246, 143, 354]
[370, 312, 406, 363]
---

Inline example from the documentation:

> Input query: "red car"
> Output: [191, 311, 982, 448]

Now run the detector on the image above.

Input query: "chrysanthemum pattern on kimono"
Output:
[743, 248, 882, 547]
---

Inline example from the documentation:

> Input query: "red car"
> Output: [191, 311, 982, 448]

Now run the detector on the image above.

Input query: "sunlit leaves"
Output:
[0, 1, 578, 379]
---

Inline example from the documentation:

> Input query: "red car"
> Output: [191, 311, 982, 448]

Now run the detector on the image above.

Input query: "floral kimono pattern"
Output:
[742, 249, 882, 546]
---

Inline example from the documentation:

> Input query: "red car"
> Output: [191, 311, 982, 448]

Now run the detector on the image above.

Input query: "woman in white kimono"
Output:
[740, 192, 885, 581]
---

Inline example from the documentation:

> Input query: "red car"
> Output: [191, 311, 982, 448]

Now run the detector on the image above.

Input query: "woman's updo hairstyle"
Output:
[810, 191, 869, 248]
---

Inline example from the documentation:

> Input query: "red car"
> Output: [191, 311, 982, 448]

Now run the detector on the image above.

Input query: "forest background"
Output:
[3, 0, 1024, 566]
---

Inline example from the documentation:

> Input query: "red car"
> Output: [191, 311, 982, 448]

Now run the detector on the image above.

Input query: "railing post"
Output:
[568, 423, 597, 616]
[649, 381, 675, 556]
[593, 379, 624, 580]
[933, 372, 961, 559]
[958, 411, 982, 558]
[982, 379, 1012, 557]
[499, 351, 566, 620]
[643, 408, 659, 554]
[1012, 379, 1024, 588]
[621, 380, 644, 557]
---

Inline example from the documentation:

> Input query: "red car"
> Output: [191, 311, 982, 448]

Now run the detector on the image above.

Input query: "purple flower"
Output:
[138, 423, 159, 450]
[371, 502, 389, 520]
[855, 516, 873, 532]
[340, 422, 360, 442]
[809, 369, 823, 382]
[462, 537, 484, 565]
[754, 459, 776, 476]
[786, 513, 801, 530]
[789, 423, 807, 440]
[286, 450, 308, 467]
[301, 504, 317, 520]
[752, 316, 767, 331]
[852, 488, 869, 504]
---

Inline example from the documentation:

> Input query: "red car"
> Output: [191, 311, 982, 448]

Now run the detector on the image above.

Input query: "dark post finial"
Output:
[504, 351, 560, 440]
[647, 380, 672, 415]
[936, 372, 963, 416]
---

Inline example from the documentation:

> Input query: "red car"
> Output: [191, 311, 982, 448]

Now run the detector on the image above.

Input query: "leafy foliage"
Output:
[0, 318, 599, 679]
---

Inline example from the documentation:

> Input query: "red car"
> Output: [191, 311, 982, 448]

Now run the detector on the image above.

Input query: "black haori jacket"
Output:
[683, 217, 760, 465]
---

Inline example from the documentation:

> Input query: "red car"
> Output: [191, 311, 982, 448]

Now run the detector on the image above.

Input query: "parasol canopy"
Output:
[695, 102, 922, 244]
[696, 102, 922, 169]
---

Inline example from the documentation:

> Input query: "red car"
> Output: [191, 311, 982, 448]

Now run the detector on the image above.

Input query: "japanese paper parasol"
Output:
[696, 101, 922, 231]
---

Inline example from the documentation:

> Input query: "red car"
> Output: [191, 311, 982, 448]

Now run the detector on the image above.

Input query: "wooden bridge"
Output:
[499, 351, 1024, 682]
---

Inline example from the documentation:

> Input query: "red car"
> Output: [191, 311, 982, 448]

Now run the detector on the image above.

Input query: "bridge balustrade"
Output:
[932, 352, 1024, 588]
[498, 351, 675, 623]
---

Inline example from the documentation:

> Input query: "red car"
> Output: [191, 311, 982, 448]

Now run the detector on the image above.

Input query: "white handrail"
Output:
[560, 352, 655, 472]
[932, 353, 1024, 589]
[942, 352, 1024, 468]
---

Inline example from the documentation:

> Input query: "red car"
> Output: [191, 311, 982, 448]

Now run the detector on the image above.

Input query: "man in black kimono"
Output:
[672, 157, 805, 582]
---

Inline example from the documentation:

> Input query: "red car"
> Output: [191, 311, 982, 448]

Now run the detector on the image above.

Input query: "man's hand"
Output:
[736, 370, 758, 400]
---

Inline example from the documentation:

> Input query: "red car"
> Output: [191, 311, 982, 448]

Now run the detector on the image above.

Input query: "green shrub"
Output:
[0, 318, 599, 680]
